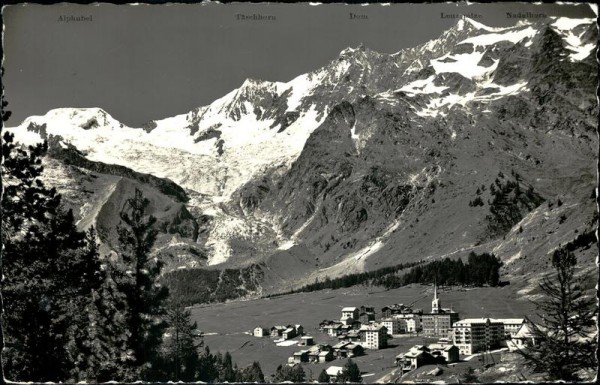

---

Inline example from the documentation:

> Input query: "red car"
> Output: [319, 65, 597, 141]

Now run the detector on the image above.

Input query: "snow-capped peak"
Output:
[339, 43, 366, 57]
[21, 107, 122, 131]
[464, 17, 506, 32]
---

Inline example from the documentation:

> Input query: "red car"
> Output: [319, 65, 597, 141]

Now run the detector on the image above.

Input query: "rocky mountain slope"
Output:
[6, 17, 597, 297]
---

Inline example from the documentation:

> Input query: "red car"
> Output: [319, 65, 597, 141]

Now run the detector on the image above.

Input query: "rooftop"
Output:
[326, 366, 344, 376]
[454, 318, 505, 325]
[342, 307, 358, 312]
[490, 318, 526, 324]
[360, 324, 386, 331]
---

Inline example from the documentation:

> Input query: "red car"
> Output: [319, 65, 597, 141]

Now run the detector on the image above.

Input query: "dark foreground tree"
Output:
[115, 188, 169, 378]
[318, 368, 331, 383]
[150, 301, 202, 381]
[338, 359, 362, 383]
[237, 361, 265, 383]
[1, 132, 125, 381]
[273, 364, 306, 382]
[519, 248, 596, 381]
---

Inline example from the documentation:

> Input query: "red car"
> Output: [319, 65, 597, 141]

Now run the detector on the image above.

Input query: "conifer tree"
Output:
[318, 369, 331, 383]
[1, 132, 118, 381]
[238, 361, 265, 383]
[115, 188, 169, 378]
[158, 301, 202, 381]
[197, 346, 219, 382]
[274, 364, 306, 383]
[520, 248, 596, 381]
[338, 359, 362, 383]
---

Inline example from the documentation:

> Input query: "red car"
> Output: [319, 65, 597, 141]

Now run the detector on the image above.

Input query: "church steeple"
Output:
[432, 281, 440, 314]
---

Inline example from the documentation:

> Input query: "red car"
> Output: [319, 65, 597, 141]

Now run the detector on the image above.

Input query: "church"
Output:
[421, 283, 459, 338]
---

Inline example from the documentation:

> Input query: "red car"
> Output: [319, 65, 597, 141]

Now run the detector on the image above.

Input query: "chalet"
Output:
[300, 336, 314, 346]
[271, 325, 287, 338]
[507, 323, 540, 351]
[428, 344, 459, 363]
[359, 324, 388, 349]
[326, 366, 344, 381]
[341, 307, 359, 321]
[332, 341, 350, 350]
[324, 323, 342, 337]
[319, 320, 333, 331]
[358, 306, 376, 323]
[336, 343, 364, 358]
[307, 344, 332, 363]
[283, 327, 297, 340]
[360, 305, 375, 314]
[358, 312, 374, 324]
[307, 349, 320, 363]
[292, 350, 309, 364]
[381, 304, 412, 318]
[339, 329, 361, 343]
[380, 306, 394, 319]
[396, 345, 435, 372]
[294, 324, 304, 336]
[253, 326, 269, 337]
[318, 350, 334, 363]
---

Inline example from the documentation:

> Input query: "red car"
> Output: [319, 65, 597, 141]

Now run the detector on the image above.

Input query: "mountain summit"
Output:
[7, 17, 597, 296]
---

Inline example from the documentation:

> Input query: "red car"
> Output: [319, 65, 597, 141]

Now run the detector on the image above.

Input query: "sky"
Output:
[2, 2, 596, 127]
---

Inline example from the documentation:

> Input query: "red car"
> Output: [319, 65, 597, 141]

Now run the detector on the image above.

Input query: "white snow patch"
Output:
[551, 17, 595, 31]
[398, 75, 448, 95]
[431, 52, 499, 79]
[465, 17, 505, 32]
[278, 240, 295, 251]
[550, 17, 596, 61]
[459, 27, 537, 47]
[474, 81, 529, 101]
[567, 43, 595, 61]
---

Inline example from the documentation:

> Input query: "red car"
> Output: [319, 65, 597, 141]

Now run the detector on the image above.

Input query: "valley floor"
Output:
[189, 284, 537, 381]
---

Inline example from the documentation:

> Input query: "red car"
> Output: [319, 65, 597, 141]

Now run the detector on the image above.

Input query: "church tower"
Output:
[432, 282, 440, 314]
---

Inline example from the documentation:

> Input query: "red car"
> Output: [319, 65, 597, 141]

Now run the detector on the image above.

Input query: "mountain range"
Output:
[7, 16, 598, 300]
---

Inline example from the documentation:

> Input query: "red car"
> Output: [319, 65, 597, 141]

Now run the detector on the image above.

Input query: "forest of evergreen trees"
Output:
[0, 123, 264, 382]
[472, 170, 545, 241]
[373, 252, 504, 289]
[265, 260, 422, 298]
[266, 251, 503, 298]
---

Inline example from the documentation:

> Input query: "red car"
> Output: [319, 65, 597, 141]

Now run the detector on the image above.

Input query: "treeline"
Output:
[265, 260, 423, 298]
[162, 263, 264, 306]
[373, 252, 503, 289]
[272, 359, 362, 383]
[155, 343, 265, 383]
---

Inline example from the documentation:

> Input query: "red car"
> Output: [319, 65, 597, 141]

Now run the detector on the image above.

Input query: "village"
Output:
[249, 284, 539, 381]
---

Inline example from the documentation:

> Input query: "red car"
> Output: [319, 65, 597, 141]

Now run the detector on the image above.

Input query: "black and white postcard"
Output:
[1, 2, 598, 383]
